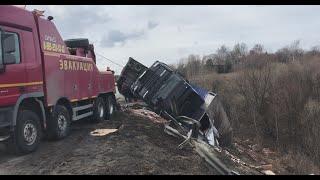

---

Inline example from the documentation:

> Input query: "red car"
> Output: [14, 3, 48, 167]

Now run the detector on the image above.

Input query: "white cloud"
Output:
[27, 5, 320, 74]
[148, 21, 158, 29]
[101, 30, 145, 48]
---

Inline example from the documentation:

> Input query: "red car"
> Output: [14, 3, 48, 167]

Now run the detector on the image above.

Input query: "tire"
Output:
[64, 38, 89, 49]
[105, 95, 116, 120]
[92, 97, 106, 123]
[7, 110, 42, 155]
[47, 105, 71, 140]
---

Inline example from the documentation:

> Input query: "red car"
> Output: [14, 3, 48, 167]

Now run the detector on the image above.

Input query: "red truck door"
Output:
[0, 26, 27, 106]
[0, 24, 42, 107]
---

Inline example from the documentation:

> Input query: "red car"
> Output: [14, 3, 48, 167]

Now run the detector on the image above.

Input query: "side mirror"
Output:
[2, 33, 16, 65]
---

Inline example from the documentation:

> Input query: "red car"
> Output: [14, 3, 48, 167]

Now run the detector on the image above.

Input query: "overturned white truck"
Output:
[117, 57, 233, 147]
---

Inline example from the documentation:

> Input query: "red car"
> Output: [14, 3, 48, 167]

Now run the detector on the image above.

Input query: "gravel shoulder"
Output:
[0, 111, 218, 175]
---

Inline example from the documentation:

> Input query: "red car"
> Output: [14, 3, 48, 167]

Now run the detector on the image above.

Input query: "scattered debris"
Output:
[0, 112, 219, 175]
[117, 58, 308, 175]
[256, 164, 273, 171]
[262, 170, 276, 175]
[122, 102, 148, 110]
[234, 143, 246, 154]
[129, 108, 168, 124]
[117, 58, 233, 148]
[120, 100, 283, 175]
[250, 144, 260, 152]
[163, 122, 236, 175]
[90, 129, 118, 137]
[116, 58, 260, 175]
[247, 150, 260, 162]
[262, 148, 276, 156]
[193, 140, 236, 175]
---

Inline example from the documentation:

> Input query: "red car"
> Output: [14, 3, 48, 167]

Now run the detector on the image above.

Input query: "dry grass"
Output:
[175, 51, 320, 174]
[275, 150, 320, 174]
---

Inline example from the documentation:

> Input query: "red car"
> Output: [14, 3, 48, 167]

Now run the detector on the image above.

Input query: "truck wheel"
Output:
[8, 110, 42, 155]
[47, 105, 71, 140]
[93, 97, 106, 123]
[105, 95, 116, 120]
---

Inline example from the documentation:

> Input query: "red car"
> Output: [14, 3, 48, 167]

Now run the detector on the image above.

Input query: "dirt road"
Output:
[0, 111, 218, 175]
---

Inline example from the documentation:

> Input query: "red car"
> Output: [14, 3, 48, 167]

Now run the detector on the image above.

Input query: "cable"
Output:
[96, 53, 123, 67]
[95, 52, 124, 68]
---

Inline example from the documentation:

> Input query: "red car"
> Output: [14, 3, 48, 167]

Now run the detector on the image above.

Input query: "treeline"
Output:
[173, 40, 320, 173]
[176, 40, 320, 75]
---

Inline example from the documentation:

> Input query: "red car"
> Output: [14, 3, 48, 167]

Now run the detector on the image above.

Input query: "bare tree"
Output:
[216, 45, 229, 63]
[310, 45, 320, 55]
[236, 61, 273, 138]
[185, 54, 201, 78]
[231, 43, 248, 64]
[276, 40, 304, 62]
[250, 44, 265, 55]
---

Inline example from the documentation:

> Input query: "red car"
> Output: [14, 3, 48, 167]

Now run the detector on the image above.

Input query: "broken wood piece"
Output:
[90, 129, 118, 137]
[256, 164, 273, 171]
[247, 150, 260, 162]
[234, 143, 245, 154]
[262, 148, 276, 156]
[251, 144, 260, 152]
[193, 140, 234, 175]
[262, 170, 275, 175]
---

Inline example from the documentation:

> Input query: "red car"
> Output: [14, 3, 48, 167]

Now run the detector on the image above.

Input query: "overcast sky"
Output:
[27, 5, 320, 74]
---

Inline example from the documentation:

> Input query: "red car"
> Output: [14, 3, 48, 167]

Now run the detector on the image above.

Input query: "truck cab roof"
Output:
[0, 5, 37, 32]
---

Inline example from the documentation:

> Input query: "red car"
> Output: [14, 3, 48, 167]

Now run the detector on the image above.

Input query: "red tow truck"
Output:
[0, 5, 117, 154]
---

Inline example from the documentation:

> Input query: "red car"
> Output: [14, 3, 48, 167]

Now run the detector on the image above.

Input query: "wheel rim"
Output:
[98, 102, 104, 118]
[58, 114, 67, 133]
[23, 122, 37, 146]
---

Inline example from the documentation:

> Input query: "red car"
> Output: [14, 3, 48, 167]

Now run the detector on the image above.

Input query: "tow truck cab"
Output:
[0, 5, 116, 154]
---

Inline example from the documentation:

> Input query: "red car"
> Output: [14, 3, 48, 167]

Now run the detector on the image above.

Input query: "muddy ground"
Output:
[0, 110, 219, 175]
